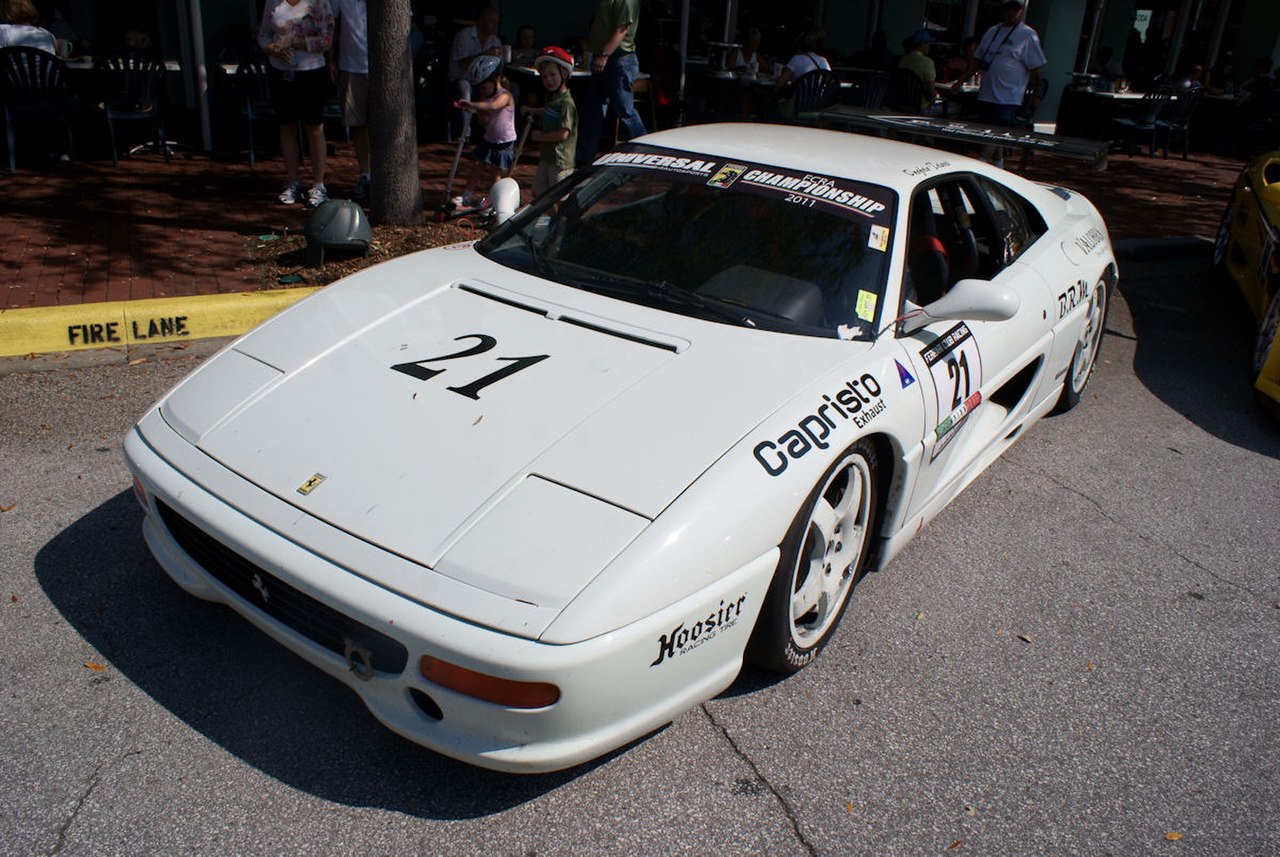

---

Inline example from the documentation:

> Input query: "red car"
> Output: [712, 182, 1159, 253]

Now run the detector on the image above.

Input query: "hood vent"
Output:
[458, 281, 686, 353]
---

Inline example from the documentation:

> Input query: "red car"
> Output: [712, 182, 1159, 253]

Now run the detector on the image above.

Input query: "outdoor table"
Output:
[818, 104, 1109, 173]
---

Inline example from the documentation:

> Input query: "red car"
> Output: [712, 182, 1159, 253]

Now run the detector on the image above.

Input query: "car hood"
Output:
[159, 248, 859, 607]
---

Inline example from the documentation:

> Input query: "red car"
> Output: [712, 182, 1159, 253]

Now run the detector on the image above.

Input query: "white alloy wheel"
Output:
[1055, 277, 1109, 412]
[748, 440, 879, 673]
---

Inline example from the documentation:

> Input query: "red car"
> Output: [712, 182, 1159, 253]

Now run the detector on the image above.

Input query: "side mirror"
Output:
[900, 278, 1020, 334]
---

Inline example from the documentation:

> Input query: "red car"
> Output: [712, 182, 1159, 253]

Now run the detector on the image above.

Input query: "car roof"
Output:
[633, 123, 992, 195]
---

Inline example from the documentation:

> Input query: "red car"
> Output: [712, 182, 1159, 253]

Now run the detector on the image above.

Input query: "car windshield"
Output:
[477, 145, 897, 339]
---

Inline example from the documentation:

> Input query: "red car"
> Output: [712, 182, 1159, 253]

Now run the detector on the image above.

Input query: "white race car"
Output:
[124, 124, 1115, 773]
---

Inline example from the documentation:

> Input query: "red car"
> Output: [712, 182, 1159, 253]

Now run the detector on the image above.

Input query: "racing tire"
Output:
[1253, 287, 1280, 380]
[747, 440, 879, 674]
[1053, 276, 1111, 413]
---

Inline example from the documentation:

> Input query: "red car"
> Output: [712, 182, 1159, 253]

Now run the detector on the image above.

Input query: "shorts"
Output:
[469, 138, 516, 171]
[339, 71, 368, 126]
[268, 66, 331, 125]
[533, 161, 574, 198]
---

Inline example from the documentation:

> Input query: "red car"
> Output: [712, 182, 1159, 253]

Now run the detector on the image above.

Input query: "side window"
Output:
[975, 176, 1046, 269]
[903, 179, 992, 306]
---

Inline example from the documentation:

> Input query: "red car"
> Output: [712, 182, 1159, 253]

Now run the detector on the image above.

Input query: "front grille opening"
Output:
[156, 500, 409, 675]
[410, 688, 444, 721]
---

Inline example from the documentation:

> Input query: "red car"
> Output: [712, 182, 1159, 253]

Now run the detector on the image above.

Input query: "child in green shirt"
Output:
[521, 46, 579, 198]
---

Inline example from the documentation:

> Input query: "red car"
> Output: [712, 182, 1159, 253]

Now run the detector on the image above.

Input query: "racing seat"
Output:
[906, 203, 949, 305]
[698, 265, 825, 327]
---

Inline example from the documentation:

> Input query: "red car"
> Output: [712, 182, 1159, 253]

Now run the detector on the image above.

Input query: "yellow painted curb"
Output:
[0, 288, 320, 358]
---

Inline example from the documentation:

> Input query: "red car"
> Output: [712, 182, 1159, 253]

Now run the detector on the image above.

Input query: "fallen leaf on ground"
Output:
[1016, 633, 1032, 643]
[0, 503, 15, 512]
[916, 611, 926, 621]
[948, 840, 963, 850]
[1087, 660, 1095, 670]
[1165, 832, 1183, 841]
[83, 662, 105, 671]
[9, 594, 16, 603]
[128, 357, 147, 365]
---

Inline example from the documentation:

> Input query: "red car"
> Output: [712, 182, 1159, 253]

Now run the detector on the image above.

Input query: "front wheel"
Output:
[747, 440, 879, 673]
[1253, 287, 1280, 379]
[1053, 276, 1110, 413]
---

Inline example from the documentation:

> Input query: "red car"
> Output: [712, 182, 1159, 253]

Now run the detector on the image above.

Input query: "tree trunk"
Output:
[367, 0, 421, 224]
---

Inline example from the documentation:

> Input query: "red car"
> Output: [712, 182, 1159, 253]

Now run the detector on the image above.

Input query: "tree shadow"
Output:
[33, 491, 625, 817]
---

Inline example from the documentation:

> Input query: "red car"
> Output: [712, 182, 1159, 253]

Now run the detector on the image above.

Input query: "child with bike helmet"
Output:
[455, 54, 516, 209]
[521, 46, 579, 197]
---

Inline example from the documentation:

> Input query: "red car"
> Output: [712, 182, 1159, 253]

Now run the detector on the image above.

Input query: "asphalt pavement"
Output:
[1, 240, 1277, 855]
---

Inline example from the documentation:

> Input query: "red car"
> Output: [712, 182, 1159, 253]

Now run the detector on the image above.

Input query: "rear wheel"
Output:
[747, 440, 879, 673]
[1054, 277, 1110, 413]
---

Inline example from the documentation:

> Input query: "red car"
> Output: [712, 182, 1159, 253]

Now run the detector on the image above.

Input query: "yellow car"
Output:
[1215, 151, 1280, 417]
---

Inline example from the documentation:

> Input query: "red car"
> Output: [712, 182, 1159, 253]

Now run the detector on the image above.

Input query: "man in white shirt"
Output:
[972, 1, 1045, 129]
[448, 5, 501, 138]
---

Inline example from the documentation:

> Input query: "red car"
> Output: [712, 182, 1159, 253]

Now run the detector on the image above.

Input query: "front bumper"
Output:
[123, 413, 775, 773]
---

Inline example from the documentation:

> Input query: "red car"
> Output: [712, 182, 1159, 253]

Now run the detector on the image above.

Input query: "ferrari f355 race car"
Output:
[1214, 150, 1280, 417]
[124, 124, 1116, 772]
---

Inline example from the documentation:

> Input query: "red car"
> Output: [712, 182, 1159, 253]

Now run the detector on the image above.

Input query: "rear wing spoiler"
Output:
[818, 106, 1108, 172]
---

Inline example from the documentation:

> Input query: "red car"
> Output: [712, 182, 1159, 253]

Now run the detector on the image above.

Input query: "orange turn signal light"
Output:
[419, 655, 560, 709]
[131, 476, 149, 511]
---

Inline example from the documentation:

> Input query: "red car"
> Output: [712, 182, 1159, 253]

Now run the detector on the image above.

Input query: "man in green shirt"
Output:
[897, 29, 943, 114]
[575, 0, 646, 167]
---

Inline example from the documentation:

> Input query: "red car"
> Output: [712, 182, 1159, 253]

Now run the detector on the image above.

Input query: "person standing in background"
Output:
[575, 0, 645, 167]
[259, 0, 335, 207]
[971, 0, 1044, 165]
[448, 5, 501, 140]
[332, 0, 370, 200]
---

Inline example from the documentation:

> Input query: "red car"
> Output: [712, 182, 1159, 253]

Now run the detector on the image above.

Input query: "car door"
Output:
[894, 173, 1058, 520]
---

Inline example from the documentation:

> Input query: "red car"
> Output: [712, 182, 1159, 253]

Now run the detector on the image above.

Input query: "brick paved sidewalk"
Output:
[0, 131, 1248, 312]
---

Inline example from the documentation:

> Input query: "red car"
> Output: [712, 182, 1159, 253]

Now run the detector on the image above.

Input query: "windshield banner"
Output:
[591, 146, 894, 224]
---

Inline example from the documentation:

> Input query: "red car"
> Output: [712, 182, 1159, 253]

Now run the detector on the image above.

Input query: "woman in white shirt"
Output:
[775, 29, 831, 90]
[258, 0, 335, 207]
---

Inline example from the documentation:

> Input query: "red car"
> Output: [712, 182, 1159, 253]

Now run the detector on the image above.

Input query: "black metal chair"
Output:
[235, 56, 276, 166]
[887, 66, 925, 114]
[1154, 86, 1204, 159]
[0, 45, 76, 173]
[1109, 87, 1173, 156]
[94, 50, 169, 166]
[843, 68, 890, 110]
[787, 69, 838, 125]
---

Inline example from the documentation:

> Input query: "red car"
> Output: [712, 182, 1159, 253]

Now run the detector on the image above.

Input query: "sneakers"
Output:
[278, 181, 303, 205]
[352, 173, 370, 200]
[307, 184, 329, 207]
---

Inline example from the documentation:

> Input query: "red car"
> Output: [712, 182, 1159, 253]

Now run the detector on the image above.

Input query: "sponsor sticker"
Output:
[707, 163, 747, 188]
[856, 289, 878, 321]
[895, 359, 916, 388]
[869, 224, 890, 252]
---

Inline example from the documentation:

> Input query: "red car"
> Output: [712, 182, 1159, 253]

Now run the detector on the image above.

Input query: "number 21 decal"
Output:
[391, 334, 549, 400]
[919, 322, 984, 460]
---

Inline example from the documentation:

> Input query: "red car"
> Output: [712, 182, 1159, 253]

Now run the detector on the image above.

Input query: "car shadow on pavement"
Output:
[1119, 240, 1280, 454]
[34, 491, 627, 816]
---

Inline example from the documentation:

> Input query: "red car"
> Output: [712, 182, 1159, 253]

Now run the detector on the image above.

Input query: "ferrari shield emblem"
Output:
[297, 473, 327, 495]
